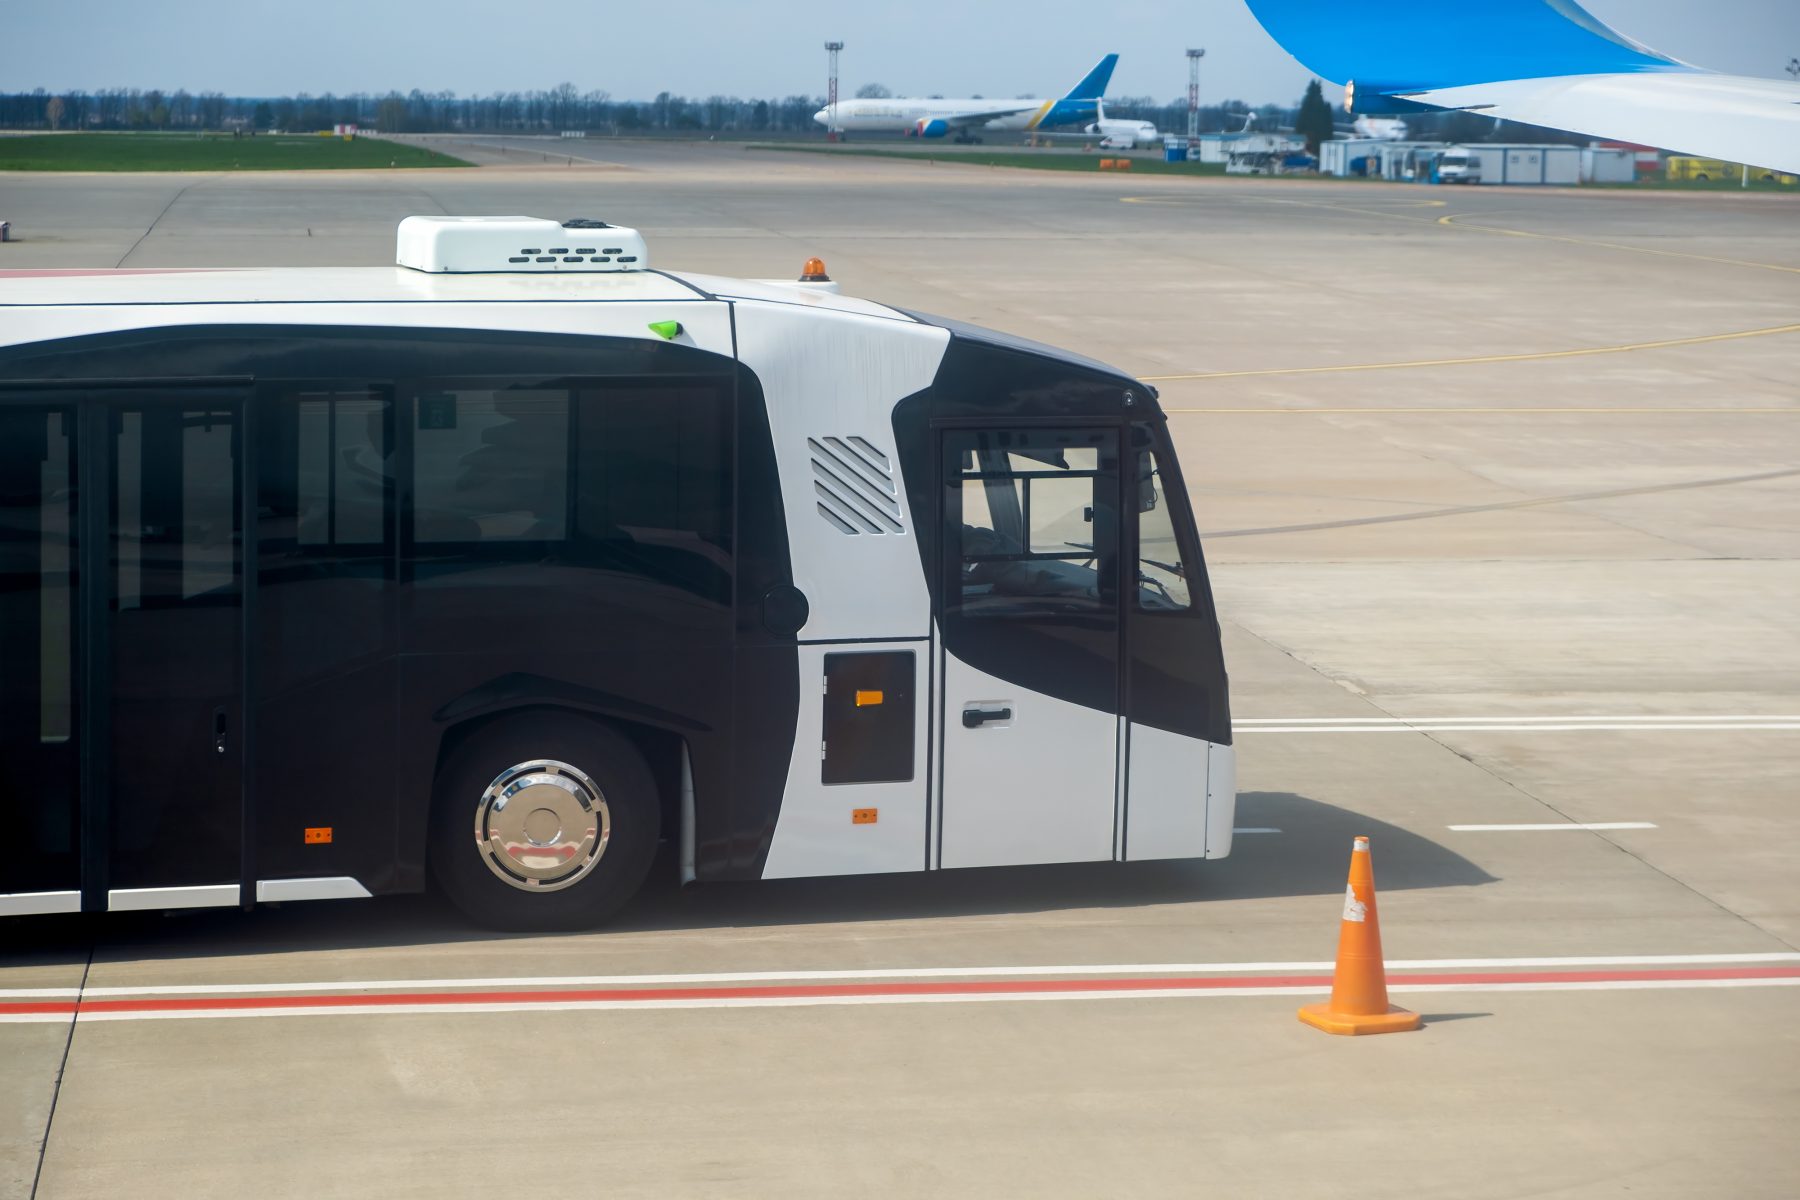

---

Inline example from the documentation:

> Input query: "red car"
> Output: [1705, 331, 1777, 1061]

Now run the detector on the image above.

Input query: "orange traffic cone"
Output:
[1298, 836, 1421, 1035]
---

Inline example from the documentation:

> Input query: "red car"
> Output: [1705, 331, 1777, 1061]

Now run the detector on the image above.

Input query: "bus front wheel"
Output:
[430, 712, 661, 931]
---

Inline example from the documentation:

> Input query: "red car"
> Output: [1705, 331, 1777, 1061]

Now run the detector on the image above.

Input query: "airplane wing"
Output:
[1244, 0, 1800, 174]
[942, 105, 1039, 129]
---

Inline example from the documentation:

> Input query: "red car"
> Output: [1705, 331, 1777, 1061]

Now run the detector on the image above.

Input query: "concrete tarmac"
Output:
[2, 140, 1797, 1198]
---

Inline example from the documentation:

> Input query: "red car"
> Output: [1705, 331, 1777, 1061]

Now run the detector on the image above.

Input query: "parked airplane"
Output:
[1246, 0, 1799, 174]
[1029, 101, 1165, 148]
[816, 55, 1118, 143]
[1091, 121, 1162, 149]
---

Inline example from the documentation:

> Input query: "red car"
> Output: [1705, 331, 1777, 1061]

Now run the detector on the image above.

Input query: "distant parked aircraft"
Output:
[1031, 101, 1165, 149]
[816, 55, 1118, 143]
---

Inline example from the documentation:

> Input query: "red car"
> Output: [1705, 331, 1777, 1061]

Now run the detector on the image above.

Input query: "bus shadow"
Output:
[617, 789, 1496, 932]
[2, 791, 1496, 962]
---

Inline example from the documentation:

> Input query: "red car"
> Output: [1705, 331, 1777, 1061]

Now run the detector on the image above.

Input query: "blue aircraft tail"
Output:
[1063, 54, 1119, 101]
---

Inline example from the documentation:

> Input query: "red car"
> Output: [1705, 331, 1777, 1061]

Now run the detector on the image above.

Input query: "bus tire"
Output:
[429, 712, 661, 931]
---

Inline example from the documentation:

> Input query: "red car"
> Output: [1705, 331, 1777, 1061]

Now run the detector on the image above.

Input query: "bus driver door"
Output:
[936, 427, 1122, 868]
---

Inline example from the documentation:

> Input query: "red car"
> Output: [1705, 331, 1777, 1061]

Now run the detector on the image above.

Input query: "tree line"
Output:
[0, 86, 816, 134]
[0, 84, 1306, 137]
[0, 83, 1577, 145]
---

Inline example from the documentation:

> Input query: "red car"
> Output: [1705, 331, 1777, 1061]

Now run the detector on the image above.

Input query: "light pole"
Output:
[1187, 48, 1205, 142]
[825, 41, 844, 139]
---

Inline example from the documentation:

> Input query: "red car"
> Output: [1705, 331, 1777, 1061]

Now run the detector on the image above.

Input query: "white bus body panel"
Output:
[938, 648, 1117, 869]
[1205, 743, 1238, 860]
[107, 884, 239, 912]
[730, 302, 949, 643]
[761, 641, 931, 879]
[1123, 723, 1209, 860]
[0, 891, 82, 917]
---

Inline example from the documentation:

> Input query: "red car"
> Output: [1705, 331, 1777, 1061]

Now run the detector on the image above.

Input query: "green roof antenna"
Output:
[648, 320, 682, 340]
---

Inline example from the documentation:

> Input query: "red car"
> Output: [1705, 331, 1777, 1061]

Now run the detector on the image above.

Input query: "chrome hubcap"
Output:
[473, 760, 610, 892]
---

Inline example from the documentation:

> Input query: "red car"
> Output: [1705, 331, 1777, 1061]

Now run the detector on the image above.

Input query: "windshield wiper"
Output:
[1137, 571, 1175, 603]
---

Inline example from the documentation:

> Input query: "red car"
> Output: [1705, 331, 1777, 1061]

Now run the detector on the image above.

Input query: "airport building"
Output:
[1190, 131, 1302, 164]
[1319, 139, 1638, 185]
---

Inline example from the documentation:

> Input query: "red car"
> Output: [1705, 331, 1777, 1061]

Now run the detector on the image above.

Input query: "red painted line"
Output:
[0, 1002, 79, 1016]
[4, 965, 1797, 1019]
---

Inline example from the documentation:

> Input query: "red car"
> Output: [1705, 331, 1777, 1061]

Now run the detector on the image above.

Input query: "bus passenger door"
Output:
[94, 393, 246, 910]
[0, 403, 83, 914]
[936, 427, 1122, 869]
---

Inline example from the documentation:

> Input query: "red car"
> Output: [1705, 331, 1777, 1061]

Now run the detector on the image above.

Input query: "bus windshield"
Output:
[1134, 444, 1191, 611]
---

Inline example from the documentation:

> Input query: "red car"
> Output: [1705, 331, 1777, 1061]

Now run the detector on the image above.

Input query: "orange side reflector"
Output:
[852, 808, 878, 825]
[854, 689, 884, 707]
[304, 827, 333, 845]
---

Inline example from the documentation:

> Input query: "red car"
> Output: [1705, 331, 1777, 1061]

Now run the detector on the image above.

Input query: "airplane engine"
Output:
[914, 118, 950, 138]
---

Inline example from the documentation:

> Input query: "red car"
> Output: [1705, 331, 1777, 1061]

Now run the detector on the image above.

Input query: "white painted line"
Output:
[1235, 715, 1800, 724]
[16, 952, 1794, 1000]
[1236, 723, 1800, 734]
[1448, 822, 1659, 832]
[4, 976, 1796, 1025]
[1232, 827, 1282, 834]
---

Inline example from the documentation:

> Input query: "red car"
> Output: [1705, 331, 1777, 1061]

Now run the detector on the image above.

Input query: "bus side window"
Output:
[258, 386, 395, 693]
[413, 388, 569, 543]
[294, 391, 390, 547]
[408, 379, 732, 604]
[569, 383, 733, 604]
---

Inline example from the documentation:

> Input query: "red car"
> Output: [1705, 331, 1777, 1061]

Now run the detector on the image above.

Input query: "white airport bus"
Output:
[0, 216, 1234, 930]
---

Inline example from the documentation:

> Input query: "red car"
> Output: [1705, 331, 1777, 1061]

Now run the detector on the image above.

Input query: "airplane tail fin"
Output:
[1063, 54, 1119, 101]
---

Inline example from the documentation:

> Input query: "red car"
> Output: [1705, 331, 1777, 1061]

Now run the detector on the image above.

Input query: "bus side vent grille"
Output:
[809, 436, 903, 535]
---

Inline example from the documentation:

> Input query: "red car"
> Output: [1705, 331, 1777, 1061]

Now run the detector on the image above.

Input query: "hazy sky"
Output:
[4, 1, 1795, 105]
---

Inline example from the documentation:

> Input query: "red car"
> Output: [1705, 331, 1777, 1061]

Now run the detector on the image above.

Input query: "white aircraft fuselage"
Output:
[1088, 118, 1162, 148]
[814, 56, 1117, 140]
[817, 97, 1084, 136]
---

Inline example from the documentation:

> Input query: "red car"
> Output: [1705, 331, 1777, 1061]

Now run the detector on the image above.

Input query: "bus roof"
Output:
[0, 265, 916, 323]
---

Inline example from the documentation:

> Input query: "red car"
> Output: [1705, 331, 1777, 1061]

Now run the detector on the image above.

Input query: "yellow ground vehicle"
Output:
[1665, 157, 1796, 184]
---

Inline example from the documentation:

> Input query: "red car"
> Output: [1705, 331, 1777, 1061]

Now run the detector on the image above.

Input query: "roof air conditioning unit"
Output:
[396, 215, 648, 273]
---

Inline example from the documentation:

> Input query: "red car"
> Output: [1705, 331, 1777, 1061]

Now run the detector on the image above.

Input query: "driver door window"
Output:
[946, 428, 1118, 616]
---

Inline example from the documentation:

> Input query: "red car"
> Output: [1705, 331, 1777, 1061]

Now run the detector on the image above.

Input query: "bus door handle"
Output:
[962, 705, 1013, 729]
[213, 707, 228, 757]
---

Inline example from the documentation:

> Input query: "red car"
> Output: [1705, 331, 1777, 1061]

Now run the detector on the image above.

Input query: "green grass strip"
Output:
[0, 132, 471, 172]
